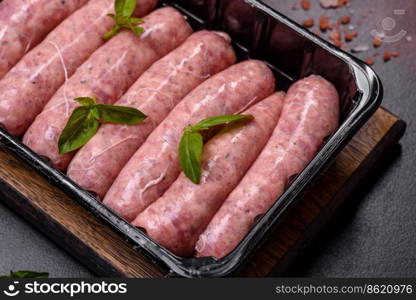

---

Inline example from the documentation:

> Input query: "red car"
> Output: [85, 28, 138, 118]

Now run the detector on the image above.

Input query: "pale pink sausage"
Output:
[67, 30, 236, 198]
[132, 92, 285, 257]
[0, 0, 89, 79]
[23, 7, 192, 170]
[195, 75, 340, 258]
[0, 0, 159, 136]
[103, 60, 276, 221]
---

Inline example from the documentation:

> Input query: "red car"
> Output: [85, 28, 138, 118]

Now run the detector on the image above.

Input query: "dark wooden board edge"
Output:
[0, 181, 122, 277]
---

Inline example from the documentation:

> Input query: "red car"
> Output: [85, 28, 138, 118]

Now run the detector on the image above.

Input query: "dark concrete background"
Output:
[0, 0, 415, 277]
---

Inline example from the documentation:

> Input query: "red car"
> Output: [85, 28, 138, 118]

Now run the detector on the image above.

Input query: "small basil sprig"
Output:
[0, 270, 49, 278]
[179, 114, 253, 184]
[103, 0, 145, 40]
[58, 97, 146, 155]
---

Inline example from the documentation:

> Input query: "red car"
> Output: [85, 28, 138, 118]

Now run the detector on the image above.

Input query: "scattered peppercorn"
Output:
[383, 51, 391, 62]
[373, 37, 382, 48]
[291, 0, 402, 66]
[303, 18, 315, 28]
[345, 31, 358, 42]
[337, 0, 349, 6]
[319, 16, 332, 32]
[340, 16, 351, 24]
[301, 0, 311, 11]
[330, 30, 342, 43]
[365, 57, 375, 65]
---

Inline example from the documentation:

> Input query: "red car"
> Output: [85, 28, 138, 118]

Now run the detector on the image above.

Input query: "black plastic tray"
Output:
[0, 0, 383, 277]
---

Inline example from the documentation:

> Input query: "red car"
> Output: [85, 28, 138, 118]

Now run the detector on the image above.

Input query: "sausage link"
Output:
[195, 75, 340, 258]
[132, 92, 285, 257]
[67, 30, 236, 197]
[103, 60, 276, 221]
[0, 0, 89, 79]
[23, 7, 192, 170]
[0, 0, 159, 136]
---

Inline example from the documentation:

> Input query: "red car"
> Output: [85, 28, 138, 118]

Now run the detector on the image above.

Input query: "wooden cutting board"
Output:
[0, 107, 406, 277]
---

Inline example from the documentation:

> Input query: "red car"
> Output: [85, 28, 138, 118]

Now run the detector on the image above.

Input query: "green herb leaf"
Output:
[115, 0, 137, 18]
[0, 271, 49, 278]
[130, 24, 144, 36]
[179, 129, 203, 184]
[191, 114, 253, 131]
[58, 106, 100, 154]
[116, 16, 129, 26]
[96, 104, 147, 124]
[103, 0, 144, 40]
[58, 98, 148, 154]
[178, 114, 254, 184]
[90, 106, 100, 120]
[130, 17, 144, 24]
[74, 97, 96, 107]
[103, 24, 121, 40]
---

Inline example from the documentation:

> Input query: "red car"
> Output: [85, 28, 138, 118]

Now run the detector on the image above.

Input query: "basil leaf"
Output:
[114, 0, 124, 16]
[192, 114, 253, 131]
[115, 0, 136, 19]
[96, 104, 147, 125]
[103, 24, 121, 40]
[58, 107, 100, 154]
[0, 271, 49, 278]
[104, 0, 144, 40]
[74, 97, 96, 107]
[107, 13, 116, 21]
[178, 114, 254, 183]
[130, 24, 144, 36]
[90, 106, 100, 120]
[130, 17, 144, 24]
[115, 15, 129, 26]
[179, 130, 203, 184]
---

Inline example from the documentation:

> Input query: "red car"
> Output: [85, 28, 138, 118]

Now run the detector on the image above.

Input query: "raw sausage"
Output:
[195, 75, 340, 258]
[67, 30, 236, 197]
[103, 60, 276, 221]
[23, 7, 192, 170]
[132, 92, 285, 256]
[0, 0, 159, 136]
[0, 0, 89, 79]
